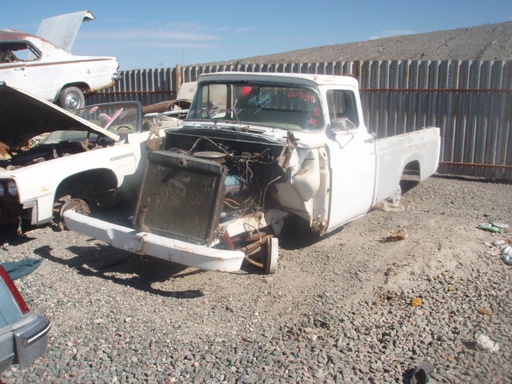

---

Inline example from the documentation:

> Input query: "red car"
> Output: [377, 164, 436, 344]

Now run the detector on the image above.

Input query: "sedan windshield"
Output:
[187, 82, 324, 130]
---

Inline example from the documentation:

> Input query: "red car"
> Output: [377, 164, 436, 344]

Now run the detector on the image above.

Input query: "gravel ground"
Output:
[1, 175, 511, 383]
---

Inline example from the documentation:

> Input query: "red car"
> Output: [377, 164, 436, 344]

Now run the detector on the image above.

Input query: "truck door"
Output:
[324, 89, 376, 231]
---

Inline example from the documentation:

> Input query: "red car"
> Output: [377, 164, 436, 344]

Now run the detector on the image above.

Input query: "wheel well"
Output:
[401, 160, 421, 194]
[54, 169, 118, 206]
[59, 82, 90, 95]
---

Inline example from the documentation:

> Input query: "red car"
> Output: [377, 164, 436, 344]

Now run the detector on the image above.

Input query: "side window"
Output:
[0, 42, 41, 63]
[326, 90, 359, 131]
[200, 84, 227, 119]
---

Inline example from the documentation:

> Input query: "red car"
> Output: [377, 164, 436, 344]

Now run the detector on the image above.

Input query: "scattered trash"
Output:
[475, 334, 500, 353]
[411, 297, 423, 307]
[477, 223, 503, 234]
[381, 228, 409, 242]
[491, 221, 510, 230]
[491, 239, 512, 265]
[477, 307, 493, 316]
[409, 361, 434, 384]
[492, 240, 507, 247]
[374, 201, 404, 212]
[0, 258, 43, 280]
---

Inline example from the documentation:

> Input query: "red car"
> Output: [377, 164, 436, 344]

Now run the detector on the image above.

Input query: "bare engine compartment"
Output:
[133, 127, 291, 248]
[0, 138, 111, 170]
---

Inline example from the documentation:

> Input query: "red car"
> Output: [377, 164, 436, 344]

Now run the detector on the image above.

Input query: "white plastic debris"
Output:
[476, 334, 500, 353]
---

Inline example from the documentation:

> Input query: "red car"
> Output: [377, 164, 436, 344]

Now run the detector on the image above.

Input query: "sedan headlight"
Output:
[7, 180, 18, 196]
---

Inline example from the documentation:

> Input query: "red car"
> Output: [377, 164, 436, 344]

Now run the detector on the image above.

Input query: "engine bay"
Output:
[0, 136, 113, 170]
[133, 127, 295, 246]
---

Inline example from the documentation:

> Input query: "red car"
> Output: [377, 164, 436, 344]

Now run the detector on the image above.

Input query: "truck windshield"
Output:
[187, 82, 324, 130]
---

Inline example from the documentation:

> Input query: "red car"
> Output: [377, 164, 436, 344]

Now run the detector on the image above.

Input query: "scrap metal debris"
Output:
[381, 228, 409, 242]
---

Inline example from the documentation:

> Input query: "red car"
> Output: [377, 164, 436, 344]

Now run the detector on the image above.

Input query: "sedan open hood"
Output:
[36, 10, 95, 53]
[0, 82, 119, 149]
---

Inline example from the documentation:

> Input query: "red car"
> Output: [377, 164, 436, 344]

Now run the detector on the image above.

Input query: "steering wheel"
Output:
[112, 125, 134, 134]
[103, 108, 124, 130]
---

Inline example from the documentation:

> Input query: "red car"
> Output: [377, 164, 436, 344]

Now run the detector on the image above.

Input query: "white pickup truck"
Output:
[0, 83, 180, 233]
[64, 72, 440, 274]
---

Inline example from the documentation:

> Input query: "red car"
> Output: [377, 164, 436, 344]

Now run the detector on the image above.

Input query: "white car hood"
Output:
[0, 82, 119, 149]
[36, 10, 95, 53]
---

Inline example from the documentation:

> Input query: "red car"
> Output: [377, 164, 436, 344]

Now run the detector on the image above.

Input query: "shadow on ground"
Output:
[33, 243, 205, 299]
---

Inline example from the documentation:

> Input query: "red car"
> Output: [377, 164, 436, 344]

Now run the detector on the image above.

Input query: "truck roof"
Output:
[196, 71, 359, 88]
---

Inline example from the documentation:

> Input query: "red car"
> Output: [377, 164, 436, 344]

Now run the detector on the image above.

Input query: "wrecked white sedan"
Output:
[0, 11, 120, 110]
[0, 82, 180, 233]
[64, 72, 441, 274]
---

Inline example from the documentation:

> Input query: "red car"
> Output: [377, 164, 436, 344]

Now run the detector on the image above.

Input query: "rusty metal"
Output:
[142, 99, 191, 114]
[231, 231, 268, 243]
[0, 30, 34, 40]
[240, 235, 276, 273]
[239, 238, 265, 255]
[439, 161, 512, 169]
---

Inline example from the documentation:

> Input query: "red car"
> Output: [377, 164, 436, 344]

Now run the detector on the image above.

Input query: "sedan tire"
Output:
[59, 86, 85, 111]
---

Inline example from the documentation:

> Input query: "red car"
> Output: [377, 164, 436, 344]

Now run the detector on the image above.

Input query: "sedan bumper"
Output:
[13, 314, 51, 369]
[63, 210, 246, 272]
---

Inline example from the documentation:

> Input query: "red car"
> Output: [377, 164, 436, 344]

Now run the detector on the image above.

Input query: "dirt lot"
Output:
[1, 174, 511, 383]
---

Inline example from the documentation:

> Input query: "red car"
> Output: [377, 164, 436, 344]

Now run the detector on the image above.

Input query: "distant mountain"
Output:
[201, 21, 512, 66]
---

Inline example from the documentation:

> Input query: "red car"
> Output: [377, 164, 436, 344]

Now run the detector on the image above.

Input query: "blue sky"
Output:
[1, 0, 511, 70]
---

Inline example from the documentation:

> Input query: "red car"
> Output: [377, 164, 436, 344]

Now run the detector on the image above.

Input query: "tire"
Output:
[58, 87, 85, 111]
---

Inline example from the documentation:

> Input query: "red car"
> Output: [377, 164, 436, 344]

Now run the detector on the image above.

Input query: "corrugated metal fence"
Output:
[91, 60, 512, 180]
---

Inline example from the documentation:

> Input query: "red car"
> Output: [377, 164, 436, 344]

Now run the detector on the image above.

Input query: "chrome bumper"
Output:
[63, 210, 246, 272]
[13, 314, 51, 369]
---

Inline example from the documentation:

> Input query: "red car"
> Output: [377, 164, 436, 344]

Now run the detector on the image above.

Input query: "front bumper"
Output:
[63, 210, 246, 272]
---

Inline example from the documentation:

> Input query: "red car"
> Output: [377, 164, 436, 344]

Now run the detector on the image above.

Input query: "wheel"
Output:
[59, 87, 85, 111]
[265, 236, 279, 274]
[53, 195, 91, 230]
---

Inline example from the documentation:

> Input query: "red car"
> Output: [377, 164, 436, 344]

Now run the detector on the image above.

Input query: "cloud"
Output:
[145, 41, 221, 50]
[234, 27, 252, 33]
[370, 29, 416, 40]
[81, 23, 219, 42]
